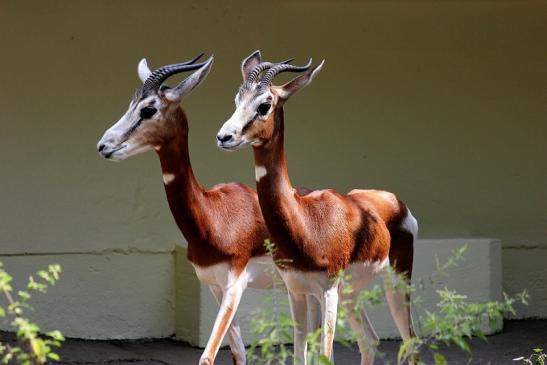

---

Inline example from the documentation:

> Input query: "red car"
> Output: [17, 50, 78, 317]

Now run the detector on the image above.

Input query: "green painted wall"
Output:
[0, 0, 546, 317]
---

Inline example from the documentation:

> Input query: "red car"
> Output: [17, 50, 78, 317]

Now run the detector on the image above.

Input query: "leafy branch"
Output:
[0, 263, 64, 365]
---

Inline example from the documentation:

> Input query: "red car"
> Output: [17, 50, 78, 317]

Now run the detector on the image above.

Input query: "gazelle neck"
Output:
[252, 107, 304, 248]
[156, 107, 206, 242]
[253, 108, 294, 199]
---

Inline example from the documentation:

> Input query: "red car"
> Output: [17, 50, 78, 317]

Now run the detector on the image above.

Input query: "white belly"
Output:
[245, 255, 276, 289]
[278, 259, 389, 298]
[192, 256, 276, 289]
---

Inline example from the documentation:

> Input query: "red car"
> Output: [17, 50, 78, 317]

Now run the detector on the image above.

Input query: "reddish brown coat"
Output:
[158, 108, 269, 274]
[252, 106, 412, 276]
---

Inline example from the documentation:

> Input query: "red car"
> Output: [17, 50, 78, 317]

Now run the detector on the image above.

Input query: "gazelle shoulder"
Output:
[297, 188, 344, 202]
[207, 182, 258, 200]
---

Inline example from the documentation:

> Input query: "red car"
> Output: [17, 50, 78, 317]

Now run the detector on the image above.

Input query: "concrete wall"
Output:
[0, 252, 175, 339]
[0, 0, 546, 338]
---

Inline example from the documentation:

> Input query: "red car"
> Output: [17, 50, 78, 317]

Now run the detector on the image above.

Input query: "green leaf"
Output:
[318, 355, 331, 365]
[534, 348, 544, 353]
[452, 336, 471, 353]
[0, 307, 4, 317]
[18, 290, 31, 302]
[47, 330, 65, 342]
[475, 330, 487, 342]
[398, 339, 411, 363]
[47, 352, 60, 361]
[434, 352, 448, 365]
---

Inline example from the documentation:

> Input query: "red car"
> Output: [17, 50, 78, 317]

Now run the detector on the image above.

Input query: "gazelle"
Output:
[96, 54, 320, 365]
[217, 51, 418, 365]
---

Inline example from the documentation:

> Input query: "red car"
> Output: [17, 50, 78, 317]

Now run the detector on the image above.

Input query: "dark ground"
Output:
[1, 320, 545, 364]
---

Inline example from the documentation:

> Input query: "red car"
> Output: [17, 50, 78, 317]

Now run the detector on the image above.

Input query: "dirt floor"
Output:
[1, 319, 546, 364]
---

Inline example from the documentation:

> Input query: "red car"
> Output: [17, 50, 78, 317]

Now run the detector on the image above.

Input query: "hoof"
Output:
[231, 352, 246, 365]
[199, 357, 213, 365]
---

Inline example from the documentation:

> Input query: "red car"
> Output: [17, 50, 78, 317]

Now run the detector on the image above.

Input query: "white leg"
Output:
[200, 273, 246, 365]
[208, 285, 246, 365]
[288, 291, 308, 365]
[321, 279, 340, 362]
[344, 300, 379, 365]
[384, 273, 416, 365]
[307, 294, 322, 334]
[306, 295, 322, 364]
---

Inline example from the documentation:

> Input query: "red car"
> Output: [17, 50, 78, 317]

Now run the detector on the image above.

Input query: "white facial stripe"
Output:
[109, 95, 160, 137]
[255, 166, 267, 182]
[223, 91, 273, 134]
[224, 107, 250, 132]
[137, 96, 157, 109]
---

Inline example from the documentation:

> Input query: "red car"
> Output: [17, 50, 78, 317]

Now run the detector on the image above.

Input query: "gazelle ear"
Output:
[277, 60, 325, 100]
[137, 58, 152, 83]
[241, 50, 261, 81]
[164, 56, 214, 102]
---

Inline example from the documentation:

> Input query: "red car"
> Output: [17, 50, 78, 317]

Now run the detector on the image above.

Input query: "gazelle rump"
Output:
[96, 55, 322, 365]
[217, 51, 418, 365]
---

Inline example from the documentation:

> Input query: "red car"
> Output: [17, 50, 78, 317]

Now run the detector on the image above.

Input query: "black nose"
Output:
[217, 134, 233, 143]
[98, 144, 106, 152]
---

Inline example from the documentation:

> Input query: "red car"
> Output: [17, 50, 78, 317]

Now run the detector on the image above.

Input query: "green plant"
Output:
[0, 263, 64, 365]
[398, 288, 528, 365]
[248, 243, 529, 365]
[247, 240, 295, 364]
[513, 348, 546, 365]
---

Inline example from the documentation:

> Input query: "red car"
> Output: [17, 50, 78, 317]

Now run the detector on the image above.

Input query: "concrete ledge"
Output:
[0, 238, 502, 344]
[0, 252, 175, 339]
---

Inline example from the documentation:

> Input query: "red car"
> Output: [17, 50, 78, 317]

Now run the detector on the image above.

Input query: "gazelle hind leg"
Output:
[344, 304, 379, 365]
[384, 206, 418, 365]
[386, 220, 417, 365]
[384, 272, 415, 340]
[384, 280, 416, 365]
[342, 272, 379, 365]
[208, 285, 246, 365]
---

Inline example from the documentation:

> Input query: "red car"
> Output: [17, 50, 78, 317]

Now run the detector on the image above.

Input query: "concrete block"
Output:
[503, 247, 547, 319]
[364, 238, 502, 338]
[0, 252, 174, 339]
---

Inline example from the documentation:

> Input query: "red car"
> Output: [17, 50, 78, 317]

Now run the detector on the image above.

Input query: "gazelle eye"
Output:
[257, 103, 271, 116]
[140, 107, 157, 119]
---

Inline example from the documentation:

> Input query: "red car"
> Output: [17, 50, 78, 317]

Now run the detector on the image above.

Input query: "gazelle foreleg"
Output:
[200, 272, 247, 365]
[307, 294, 322, 334]
[208, 285, 246, 365]
[321, 278, 340, 362]
[306, 295, 322, 364]
[288, 291, 309, 365]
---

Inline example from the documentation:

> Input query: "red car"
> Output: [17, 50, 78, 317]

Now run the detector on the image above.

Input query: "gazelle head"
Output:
[216, 51, 323, 150]
[97, 54, 214, 161]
